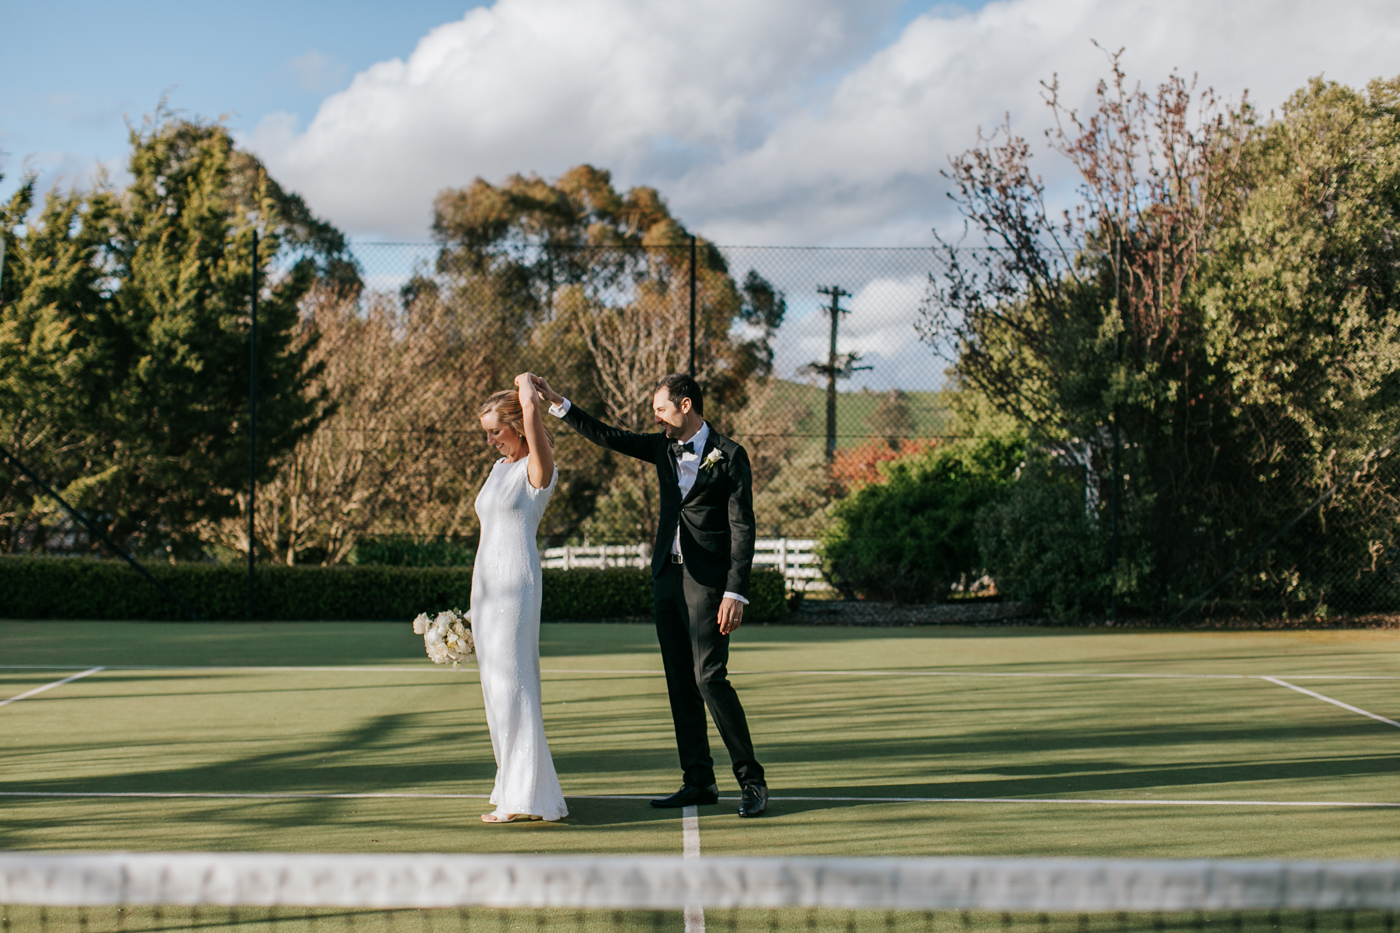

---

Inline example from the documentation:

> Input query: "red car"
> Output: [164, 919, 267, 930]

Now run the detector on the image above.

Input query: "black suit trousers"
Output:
[654, 561, 765, 789]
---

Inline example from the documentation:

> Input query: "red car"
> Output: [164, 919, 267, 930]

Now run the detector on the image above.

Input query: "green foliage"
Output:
[0, 112, 352, 558]
[579, 467, 653, 544]
[820, 430, 1023, 603]
[351, 536, 476, 568]
[539, 566, 654, 620]
[0, 556, 787, 623]
[865, 389, 918, 445]
[103, 116, 330, 555]
[975, 455, 1156, 622]
[752, 444, 834, 538]
[931, 62, 1400, 617]
[744, 568, 789, 623]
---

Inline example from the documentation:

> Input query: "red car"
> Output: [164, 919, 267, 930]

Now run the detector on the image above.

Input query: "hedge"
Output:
[0, 555, 788, 624]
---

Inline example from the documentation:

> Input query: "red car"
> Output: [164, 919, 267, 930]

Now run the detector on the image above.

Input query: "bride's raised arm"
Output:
[515, 373, 556, 490]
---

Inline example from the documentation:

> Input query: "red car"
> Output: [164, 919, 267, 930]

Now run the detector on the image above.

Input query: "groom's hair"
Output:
[656, 373, 703, 415]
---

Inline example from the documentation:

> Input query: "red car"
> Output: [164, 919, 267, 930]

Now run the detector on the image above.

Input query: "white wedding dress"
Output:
[471, 455, 568, 821]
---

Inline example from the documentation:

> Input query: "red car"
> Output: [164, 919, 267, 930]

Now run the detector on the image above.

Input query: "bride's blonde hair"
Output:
[479, 389, 554, 448]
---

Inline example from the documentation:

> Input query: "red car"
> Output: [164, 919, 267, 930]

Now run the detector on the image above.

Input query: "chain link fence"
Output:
[3, 237, 1397, 619]
[293, 242, 956, 563]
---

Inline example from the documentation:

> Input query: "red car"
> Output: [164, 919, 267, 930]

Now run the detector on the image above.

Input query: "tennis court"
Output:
[4, 620, 1398, 862]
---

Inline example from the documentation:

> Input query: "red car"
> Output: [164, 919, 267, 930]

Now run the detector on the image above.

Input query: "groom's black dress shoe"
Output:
[649, 783, 719, 808]
[738, 784, 768, 818]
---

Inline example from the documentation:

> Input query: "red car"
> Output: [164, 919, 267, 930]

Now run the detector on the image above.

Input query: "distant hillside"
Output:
[721, 379, 956, 451]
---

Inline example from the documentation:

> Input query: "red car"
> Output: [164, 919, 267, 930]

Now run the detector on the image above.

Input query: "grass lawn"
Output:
[2, 620, 1398, 861]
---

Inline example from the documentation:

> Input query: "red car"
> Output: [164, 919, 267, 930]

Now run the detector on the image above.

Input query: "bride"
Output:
[471, 373, 567, 823]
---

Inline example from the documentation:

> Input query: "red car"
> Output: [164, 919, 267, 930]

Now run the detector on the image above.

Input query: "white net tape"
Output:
[2, 854, 1399, 913]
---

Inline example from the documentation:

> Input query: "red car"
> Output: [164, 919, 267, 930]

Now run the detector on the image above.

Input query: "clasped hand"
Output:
[520, 372, 563, 406]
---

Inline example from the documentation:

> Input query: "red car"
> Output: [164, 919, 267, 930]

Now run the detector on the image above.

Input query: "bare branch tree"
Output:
[203, 285, 496, 564]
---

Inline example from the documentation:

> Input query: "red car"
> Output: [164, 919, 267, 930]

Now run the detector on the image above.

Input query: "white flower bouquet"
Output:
[412, 608, 475, 669]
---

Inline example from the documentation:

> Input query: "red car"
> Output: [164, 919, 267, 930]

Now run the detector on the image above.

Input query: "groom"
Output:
[529, 372, 767, 818]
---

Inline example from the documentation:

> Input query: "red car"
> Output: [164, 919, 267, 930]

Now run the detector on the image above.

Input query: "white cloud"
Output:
[767, 274, 947, 390]
[251, 0, 897, 236]
[687, 0, 1400, 244]
[250, 0, 1400, 244]
[776, 276, 927, 360]
[250, 0, 1400, 386]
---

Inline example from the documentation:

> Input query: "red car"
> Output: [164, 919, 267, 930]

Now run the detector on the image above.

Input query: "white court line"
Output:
[681, 804, 705, 933]
[0, 668, 104, 708]
[1263, 676, 1400, 729]
[761, 795, 1400, 808]
[682, 804, 702, 856]
[0, 665, 656, 675]
[1, 790, 1397, 808]
[4, 664, 1399, 680]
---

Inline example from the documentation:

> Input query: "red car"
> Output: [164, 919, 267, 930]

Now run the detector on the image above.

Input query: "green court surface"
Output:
[2, 621, 1399, 859]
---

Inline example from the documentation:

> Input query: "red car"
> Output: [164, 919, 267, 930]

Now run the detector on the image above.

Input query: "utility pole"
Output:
[807, 286, 868, 464]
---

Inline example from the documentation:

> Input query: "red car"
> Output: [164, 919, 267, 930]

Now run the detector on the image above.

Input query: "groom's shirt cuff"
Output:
[547, 398, 572, 418]
[723, 591, 748, 605]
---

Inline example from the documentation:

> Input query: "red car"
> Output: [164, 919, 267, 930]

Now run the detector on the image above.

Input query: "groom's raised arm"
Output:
[561, 402, 659, 462]
[528, 374, 659, 463]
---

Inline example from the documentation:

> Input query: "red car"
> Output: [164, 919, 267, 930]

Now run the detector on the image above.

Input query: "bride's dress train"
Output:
[471, 456, 567, 821]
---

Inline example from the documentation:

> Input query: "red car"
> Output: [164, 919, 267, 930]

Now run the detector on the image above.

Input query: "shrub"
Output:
[352, 536, 476, 567]
[975, 456, 1153, 622]
[820, 433, 1022, 603]
[0, 556, 787, 623]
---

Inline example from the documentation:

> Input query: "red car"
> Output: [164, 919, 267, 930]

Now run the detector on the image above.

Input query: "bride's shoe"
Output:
[481, 810, 543, 823]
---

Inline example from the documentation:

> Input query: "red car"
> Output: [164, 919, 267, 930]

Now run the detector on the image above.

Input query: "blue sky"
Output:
[1, 1, 488, 190]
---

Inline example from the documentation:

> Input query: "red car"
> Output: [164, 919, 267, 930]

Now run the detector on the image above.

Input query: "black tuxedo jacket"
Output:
[561, 404, 756, 597]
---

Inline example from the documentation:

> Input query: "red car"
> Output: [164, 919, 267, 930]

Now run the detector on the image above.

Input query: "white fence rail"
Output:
[541, 543, 649, 570]
[753, 538, 830, 592]
[542, 538, 830, 592]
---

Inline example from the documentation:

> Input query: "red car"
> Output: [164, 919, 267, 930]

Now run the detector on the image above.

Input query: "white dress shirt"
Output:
[548, 398, 747, 605]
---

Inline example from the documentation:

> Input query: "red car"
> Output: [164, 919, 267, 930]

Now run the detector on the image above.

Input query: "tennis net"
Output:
[3, 852, 1398, 932]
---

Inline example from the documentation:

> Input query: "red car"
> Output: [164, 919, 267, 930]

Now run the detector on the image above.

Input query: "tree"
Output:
[820, 431, 1022, 603]
[0, 176, 116, 551]
[865, 389, 918, 449]
[432, 165, 784, 544]
[199, 286, 495, 564]
[924, 54, 1400, 616]
[0, 113, 351, 558]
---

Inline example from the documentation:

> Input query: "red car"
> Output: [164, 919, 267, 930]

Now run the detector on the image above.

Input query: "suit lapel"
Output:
[681, 433, 718, 505]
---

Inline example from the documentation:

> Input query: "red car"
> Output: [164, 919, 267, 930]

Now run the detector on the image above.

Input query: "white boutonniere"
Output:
[700, 448, 724, 472]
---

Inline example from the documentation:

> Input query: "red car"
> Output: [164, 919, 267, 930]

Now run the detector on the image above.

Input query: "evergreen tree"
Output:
[0, 114, 349, 557]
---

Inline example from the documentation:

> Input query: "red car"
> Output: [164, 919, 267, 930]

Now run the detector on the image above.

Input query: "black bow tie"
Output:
[670, 441, 695, 459]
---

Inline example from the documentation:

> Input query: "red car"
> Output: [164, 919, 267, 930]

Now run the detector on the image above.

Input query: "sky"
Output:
[4, 0, 1400, 388]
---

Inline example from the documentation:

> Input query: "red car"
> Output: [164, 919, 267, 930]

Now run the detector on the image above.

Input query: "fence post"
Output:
[688, 234, 697, 375]
[248, 228, 258, 623]
[778, 538, 789, 576]
[1109, 235, 1121, 625]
